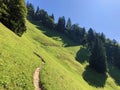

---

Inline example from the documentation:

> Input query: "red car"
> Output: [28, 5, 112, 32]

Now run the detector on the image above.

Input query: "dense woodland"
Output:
[0, 0, 120, 74]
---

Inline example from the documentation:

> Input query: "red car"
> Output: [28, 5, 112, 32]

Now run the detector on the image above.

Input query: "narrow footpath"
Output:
[33, 67, 41, 90]
[33, 52, 46, 90]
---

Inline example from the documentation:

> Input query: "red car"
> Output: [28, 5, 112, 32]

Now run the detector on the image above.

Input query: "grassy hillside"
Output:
[1, 20, 120, 90]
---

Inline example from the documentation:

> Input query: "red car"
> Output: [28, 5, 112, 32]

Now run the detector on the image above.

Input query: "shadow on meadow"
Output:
[82, 66, 108, 87]
[75, 47, 90, 63]
[37, 26, 80, 47]
[108, 64, 120, 85]
[28, 17, 120, 88]
[27, 17, 80, 47]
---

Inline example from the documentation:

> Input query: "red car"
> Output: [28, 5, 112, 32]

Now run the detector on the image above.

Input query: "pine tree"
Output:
[50, 14, 54, 21]
[87, 28, 96, 50]
[27, 1, 35, 18]
[0, 0, 8, 19]
[66, 18, 72, 31]
[34, 6, 40, 20]
[111, 43, 120, 68]
[56, 16, 66, 33]
[0, 0, 27, 36]
[89, 38, 107, 73]
[100, 33, 106, 43]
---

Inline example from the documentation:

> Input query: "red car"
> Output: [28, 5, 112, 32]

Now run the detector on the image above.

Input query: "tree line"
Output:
[0, 0, 27, 36]
[27, 2, 120, 74]
[1, 1, 118, 74]
[27, 2, 86, 45]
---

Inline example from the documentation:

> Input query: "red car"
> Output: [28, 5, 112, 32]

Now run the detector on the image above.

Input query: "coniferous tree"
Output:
[105, 39, 120, 66]
[74, 24, 84, 43]
[105, 40, 113, 64]
[66, 18, 72, 31]
[50, 14, 54, 21]
[110, 41, 120, 67]
[46, 17, 55, 29]
[34, 6, 40, 20]
[67, 23, 86, 45]
[0, 0, 27, 36]
[26, 4, 55, 30]
[114, 45, 120, 68]
[100, 33, 106, 43]
[39, 9, 48, 25]
[27, 2, 35, 18]
[87, 28, 96, 50]
[89, 37, 107, 73]
[70, 24, 80, 42]
[56, 16, 66, 33]
[39, 9, 55, 29]
[81, 27, 86, 45]
[0, 0, 8, 19]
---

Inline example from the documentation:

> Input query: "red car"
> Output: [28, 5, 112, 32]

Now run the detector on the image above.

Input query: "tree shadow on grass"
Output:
[82, 66, 108, 87]
[75, 47, 90, 63]
[36, 25, 80, 47]
[27, 17, 80, 47]
[108, 64, 120, 85]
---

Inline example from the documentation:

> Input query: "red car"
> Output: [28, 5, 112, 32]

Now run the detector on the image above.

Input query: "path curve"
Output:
[33, 52, 45, 90]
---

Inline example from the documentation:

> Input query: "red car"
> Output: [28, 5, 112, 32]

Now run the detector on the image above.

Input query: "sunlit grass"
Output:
[0, 20, 120, 90]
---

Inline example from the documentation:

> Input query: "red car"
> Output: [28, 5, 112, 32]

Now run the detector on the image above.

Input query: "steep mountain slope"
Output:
[0, 20, 120, 90]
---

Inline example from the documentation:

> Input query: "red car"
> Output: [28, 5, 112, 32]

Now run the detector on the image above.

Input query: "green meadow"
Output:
[0, 20, 120, 90]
